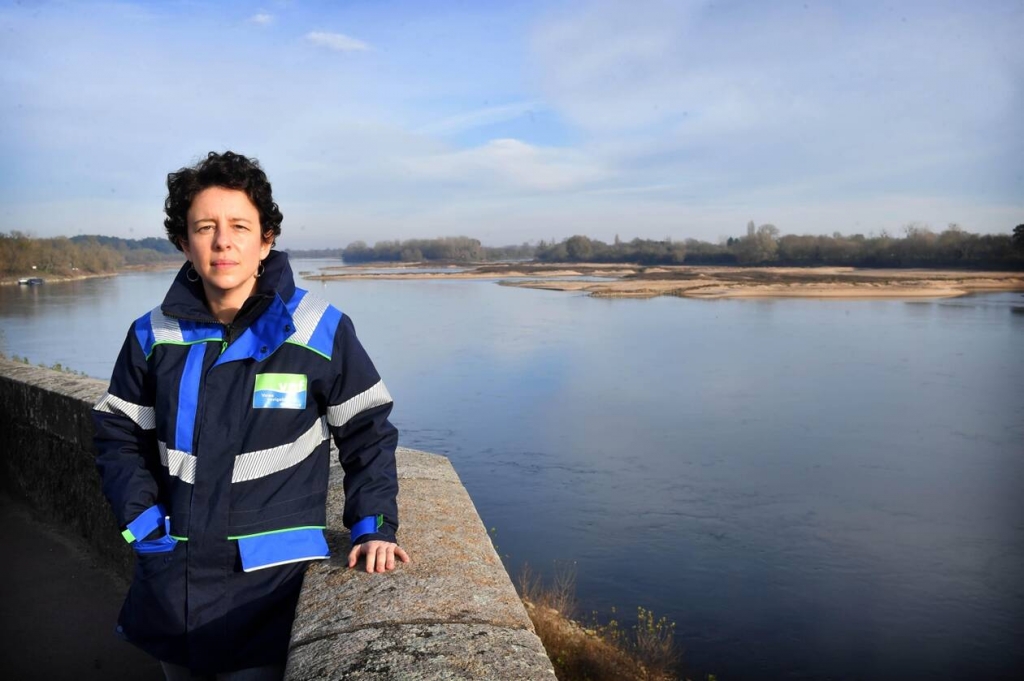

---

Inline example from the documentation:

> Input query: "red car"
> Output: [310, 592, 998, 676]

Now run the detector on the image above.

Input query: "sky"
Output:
[1, 0, 1022, 249]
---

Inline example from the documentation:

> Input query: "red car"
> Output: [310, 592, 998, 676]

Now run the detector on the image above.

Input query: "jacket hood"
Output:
[162, 250, 296, 322]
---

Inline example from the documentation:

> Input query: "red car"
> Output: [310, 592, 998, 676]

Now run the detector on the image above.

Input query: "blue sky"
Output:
[1, 0, 1021, 248]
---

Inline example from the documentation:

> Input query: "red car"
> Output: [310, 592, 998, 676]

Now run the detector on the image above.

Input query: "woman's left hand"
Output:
[347, 540, 411, 573]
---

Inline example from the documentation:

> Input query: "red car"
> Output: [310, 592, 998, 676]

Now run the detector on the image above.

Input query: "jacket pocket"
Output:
[134, 538, 182, 581]
[132, 516, 178, 554]
[119, 539, 187, 654]
[134, 534, 178, 554]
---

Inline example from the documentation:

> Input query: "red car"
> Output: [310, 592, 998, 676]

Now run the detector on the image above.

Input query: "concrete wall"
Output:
[0, 357, 555, 679]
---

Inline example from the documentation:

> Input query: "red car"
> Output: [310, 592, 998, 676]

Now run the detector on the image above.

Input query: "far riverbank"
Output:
[0, 261, 181, 287]
[303, 262, 1024, 300]
[0, 272, 117, 287]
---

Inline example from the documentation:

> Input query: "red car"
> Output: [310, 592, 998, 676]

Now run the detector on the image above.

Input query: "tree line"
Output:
[69, 234, 181, 265]
[337, 237, 535, 263]
[0, 232, 181, 278]
[324, 224, 1023, 269]
[535, 223, 1024, 269]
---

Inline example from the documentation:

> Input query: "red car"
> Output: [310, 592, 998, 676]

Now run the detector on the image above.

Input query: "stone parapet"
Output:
[0, 357, 555, 679]
[0, 357, 135, 579]
[288, 447, 555, 679]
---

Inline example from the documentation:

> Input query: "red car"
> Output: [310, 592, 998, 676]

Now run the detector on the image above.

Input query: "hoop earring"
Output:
[256, 261, 265, 279]
[186, 263, 200, 283]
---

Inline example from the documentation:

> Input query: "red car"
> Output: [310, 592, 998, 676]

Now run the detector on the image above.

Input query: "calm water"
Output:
[2, 261, 1023, 680]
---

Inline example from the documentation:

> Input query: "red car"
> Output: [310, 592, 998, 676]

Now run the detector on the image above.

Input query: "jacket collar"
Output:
[161, 249, 296, 324]
[161, 250, 301, 365]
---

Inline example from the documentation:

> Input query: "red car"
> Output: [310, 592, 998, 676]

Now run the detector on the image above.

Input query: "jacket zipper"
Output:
[189, 341, 213, 609]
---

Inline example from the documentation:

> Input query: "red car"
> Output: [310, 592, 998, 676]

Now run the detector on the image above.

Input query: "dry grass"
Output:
[518, 564, 684, 681]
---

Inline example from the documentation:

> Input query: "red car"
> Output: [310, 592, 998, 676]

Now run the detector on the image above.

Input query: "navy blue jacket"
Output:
[93, 251, 399, 671]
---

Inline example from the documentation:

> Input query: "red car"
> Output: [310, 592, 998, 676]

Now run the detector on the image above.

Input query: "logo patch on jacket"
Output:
[253, 373, 307, 409]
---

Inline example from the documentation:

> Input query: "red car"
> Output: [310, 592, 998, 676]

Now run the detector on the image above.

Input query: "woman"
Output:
[93, 151, 409, 680]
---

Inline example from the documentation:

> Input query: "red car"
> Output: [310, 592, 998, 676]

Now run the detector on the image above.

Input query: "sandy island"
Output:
[302, 263, 1024, 300]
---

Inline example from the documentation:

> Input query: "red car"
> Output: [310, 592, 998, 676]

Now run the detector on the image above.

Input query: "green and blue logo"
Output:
[253, 373, 307, 409]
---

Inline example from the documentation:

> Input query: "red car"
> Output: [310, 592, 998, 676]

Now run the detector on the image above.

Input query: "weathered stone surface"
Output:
[394, 448, 464, 482]
[328, 445, 462, 483]
[293, 470, 532, 645]
[285, 624, 555, 680]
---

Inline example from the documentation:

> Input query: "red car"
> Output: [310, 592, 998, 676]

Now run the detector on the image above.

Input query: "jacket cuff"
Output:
[121, 504, 166, 543]
[350, 514, 397, 545]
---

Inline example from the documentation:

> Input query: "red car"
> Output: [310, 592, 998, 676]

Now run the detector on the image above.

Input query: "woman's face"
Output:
[180, 186, 272, 308]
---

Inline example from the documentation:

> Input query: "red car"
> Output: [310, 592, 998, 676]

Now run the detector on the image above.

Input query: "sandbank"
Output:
[303, 263, 1024, 300]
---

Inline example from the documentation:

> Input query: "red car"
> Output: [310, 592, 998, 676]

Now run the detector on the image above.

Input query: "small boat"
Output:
[17, 277, 44, 285]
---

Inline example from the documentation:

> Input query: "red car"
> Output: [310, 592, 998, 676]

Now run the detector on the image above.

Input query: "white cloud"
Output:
[249, 13, 274, 26]
[527, 0, 1023, 211]
[531, 2, 1020, 143]
[305, 31, 370, 52]
[581, 183, 680, 197]
[529, 0, 698, 132]
[404, 138, 609, 192]
[416, 101, 541, 136]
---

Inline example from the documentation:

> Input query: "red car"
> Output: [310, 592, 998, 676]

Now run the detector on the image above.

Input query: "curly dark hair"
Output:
[164, 151, 283, 251]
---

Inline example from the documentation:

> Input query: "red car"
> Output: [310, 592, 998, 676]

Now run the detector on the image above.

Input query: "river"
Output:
[2, 260, 1022, 680]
